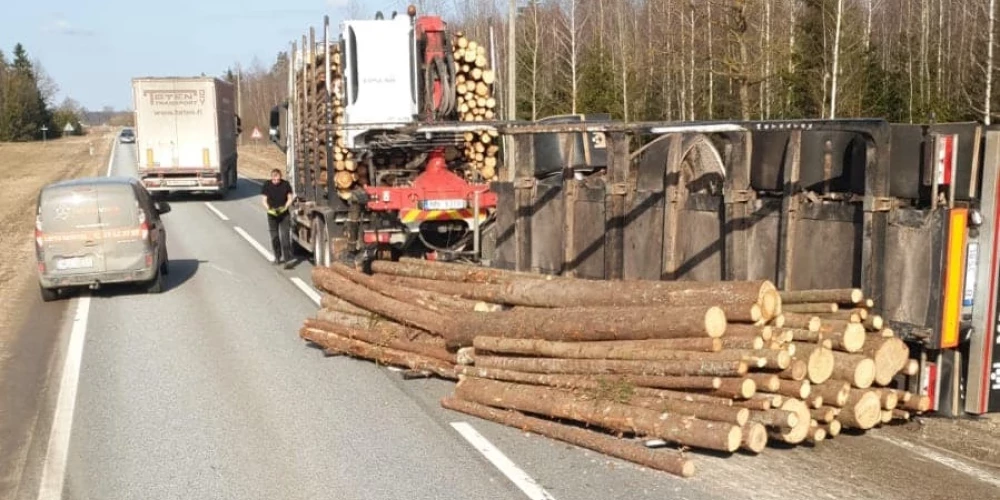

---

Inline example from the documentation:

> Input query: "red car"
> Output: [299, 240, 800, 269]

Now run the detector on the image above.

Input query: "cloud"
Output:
[43, 18, 96, 37]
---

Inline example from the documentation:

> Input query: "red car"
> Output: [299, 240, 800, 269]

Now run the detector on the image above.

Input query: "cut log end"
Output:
[707, 307, 727, 337]
[741, 422, 768, 454]
[726, 426, 743, 452]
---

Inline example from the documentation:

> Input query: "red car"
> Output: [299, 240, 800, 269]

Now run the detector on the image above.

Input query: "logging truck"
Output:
[132, 77, 241, 196]
[269, 7, 1000, 416]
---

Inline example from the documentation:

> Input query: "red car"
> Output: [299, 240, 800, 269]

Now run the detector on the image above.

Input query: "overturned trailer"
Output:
[479, 118, 1000, 417]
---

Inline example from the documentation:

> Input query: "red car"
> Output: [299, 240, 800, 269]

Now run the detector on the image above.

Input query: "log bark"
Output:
[811, 407, 837, 423]
[901, 394, 931, 412]
[818, 323, 866, 353]
[779, 313, 821, 331]
[302, 318, 456, 363]
[724, 324, 772, 341]
[765, 379, 811, 399]
[829, 351, 876, 388]
[732, 399, 772, 411]
[749, 409, 799, 428]
[820, 419, 842, 437]
[747, 373, 781, 392]
[720, 304, 762, 323]
[779, 359, 808, 381]
[790, 343, 835, 384]
[320, 293, 372, 316]
[709, 377, 757, 399]
[780, 288, 864, 304]
[455, 367, 729, 402]
[626, 396, 749, 426]
[838, 390, 882, 429]
[301, 327, 457, 379]
[392, 257, 547, 284]
[440, 397, 696, 477]
[454, 377, 743, 452]
[773, 398, 811, 444]
[720, 337, 765, 350]
[315, 309, 445, 347]
[473, 355, 748, 377]
[783, 303, 838, 313]
[472, 337, 722, 359]
[373, 261, 778, 318]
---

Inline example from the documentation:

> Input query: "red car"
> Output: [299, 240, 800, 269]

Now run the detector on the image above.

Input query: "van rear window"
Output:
[40, 185, 139, 232]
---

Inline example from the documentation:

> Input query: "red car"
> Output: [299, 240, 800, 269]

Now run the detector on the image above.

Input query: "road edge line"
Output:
[204, 202, 230, 221]
[871, 434, 1000, 488]
[289, 277, 321, 305]
[450, 422, 556, 500]
[35, 295, 91, 500]
[234, 226, 275, 262]
[105, 137, 118, 177]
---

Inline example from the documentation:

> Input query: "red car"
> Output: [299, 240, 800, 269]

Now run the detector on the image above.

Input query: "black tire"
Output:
[160, 257, 170, 276]
[312, 218, 329, 267]
[229, 166, 238, 190]
[147, 268, 164, 294]
[39, 285, 60, 302]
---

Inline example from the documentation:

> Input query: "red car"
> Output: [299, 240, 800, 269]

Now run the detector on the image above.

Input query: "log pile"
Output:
[299, 260, 929, 478]
[452, 32, 499, 181]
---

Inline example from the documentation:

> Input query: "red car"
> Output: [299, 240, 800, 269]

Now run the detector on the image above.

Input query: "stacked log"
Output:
[298, 260, 929, 478]
[452, 32, 499, 181]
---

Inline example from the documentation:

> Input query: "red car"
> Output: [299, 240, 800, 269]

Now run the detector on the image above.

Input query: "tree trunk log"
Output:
[740, 422, 769, 453]
[720, 337, 765, 350]
[779, 313, 821, 331]
[779, 359, 808, 381]
[302, 318, 456, 363]
[732, 399, 772, 411]
[810, 381, 851, 407]
[472, 356, 748, 377]
[749, 409, 799, 428]
[440, 397, 696, 477]
[723, 324, 772, 341]
[811, 406, 837, 423]
[454, 377, 743, 452]
[708, 377, 757, 399]
[838, 390, 882, 429]
[860, 336, 910, 386]
[780, 288, 864, 304]
[301, 327, 457, 379]
[747, 373, 781, 392]
[625, 396, 749, 426]
[772, 398, 812, 444]
[783, 303, 838, 313]
[472, 337, 722, 359]
[829, 351, 876, 388]
[315, 309, 445, 347]
[818, 323, 866, 353]
[790, 343, 835, 384]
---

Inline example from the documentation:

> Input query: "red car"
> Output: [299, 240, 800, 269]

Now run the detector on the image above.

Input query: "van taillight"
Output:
[140, 221, 149, 240]
[35, 215, 43, 247]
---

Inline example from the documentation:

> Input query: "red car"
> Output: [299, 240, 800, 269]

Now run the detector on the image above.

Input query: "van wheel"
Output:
[147, 268, 164, 294]
[312, 218, 329, 267]
[39, 285, 60, 302]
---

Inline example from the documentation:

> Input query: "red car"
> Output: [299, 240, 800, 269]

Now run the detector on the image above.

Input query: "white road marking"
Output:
[450, 422, 557, 500]
[105, 138, 118, 177]
[872, 434, 1000, 488]
[204, 202, 230, 221]
[290, 277, 321, 305]
[234, 226, 275, 262]
[36, 296, 91, 500]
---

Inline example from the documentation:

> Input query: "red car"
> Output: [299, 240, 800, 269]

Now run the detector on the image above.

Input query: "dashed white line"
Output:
[204, 202, 230, 221]
[36, 296, 91, 500]
[872, 434, 1000, 488]
[450, 422, 557, 500]
[290, 277, 321, 305]
[234, 226, 274, 262]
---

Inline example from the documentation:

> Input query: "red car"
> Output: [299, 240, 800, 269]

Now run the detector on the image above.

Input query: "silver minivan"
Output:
[35, 177, 170, 301]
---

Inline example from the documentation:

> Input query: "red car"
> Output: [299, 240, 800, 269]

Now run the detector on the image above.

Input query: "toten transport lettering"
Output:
[144, 89, 206, 107]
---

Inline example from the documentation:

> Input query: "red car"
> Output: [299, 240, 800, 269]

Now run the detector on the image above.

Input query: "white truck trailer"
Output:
[131, 77, 240, 196]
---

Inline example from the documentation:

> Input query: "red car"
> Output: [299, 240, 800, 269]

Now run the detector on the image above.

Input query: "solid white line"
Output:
[36, 296, 91, 500]
[450, 422, 557, 500]
[290, 277, 321, 305]
[234, 226, 274, 262]
[872, 434, 1000, 488]
[204, 202, 230, 221]
[105, 138, 118, 177]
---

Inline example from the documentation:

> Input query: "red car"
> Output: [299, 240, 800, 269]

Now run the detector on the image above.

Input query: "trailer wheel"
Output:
[312, 217, 330, 267]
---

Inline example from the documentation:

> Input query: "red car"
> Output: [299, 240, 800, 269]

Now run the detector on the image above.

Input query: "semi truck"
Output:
[131, 77, 240, 196]
[270, 6, 1000, 417]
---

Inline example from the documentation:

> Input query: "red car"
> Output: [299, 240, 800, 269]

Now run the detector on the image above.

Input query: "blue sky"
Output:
[0, 0, 431, 110]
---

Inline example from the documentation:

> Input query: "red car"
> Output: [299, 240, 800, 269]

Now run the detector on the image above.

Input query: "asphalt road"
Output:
[6, 144, 1000, 500]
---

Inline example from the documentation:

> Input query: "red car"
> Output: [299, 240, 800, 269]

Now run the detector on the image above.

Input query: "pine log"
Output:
[764, 379, 811, 399]
[626, 396, 749, 426]
[818, 323, 867, 353]
[454, 377, 743, 452]
[319, 294, 371, 316]
[811, 407, 837, 423]
[838, 390, 882, 429]
[778, 359, 808, 381]
[440, 397, 696, 478]
[880, 409, 894, 424]
[829, 351, 876, 388]
[904, 359, 920, 376]
[811, 381, 851, 407]
[790, 343, 835, 384]
[780, 312, 821, 331]
[740, 422, 769, 453]
[724, 324, 772, 341]
[720, 304, 763, 323]
[717, 349, 790, 370]
[820, 419, 842, 437]
[747, 373, 781, 392]
[472, 337, 723, 359]
[783, 303, 838, 314]
[732, 399, 772, 411]
[473, 355, 748, 377]
[302, 328, 456, 379]
[780, 288, 864, 304]
[863, 314, 885, 331]
[749, 409, 799, 428]
[807, 426, 827, 443]
[901, 394, 931, 413]
[315, 309, 445, 347]
[394, 257, 547, 283]
[871, 388, 900, 410]
[721, 337, 765, 350]
[860, 336, 910, 386]
[775, 327, 822, 343]
[455, 367, 728, 401]
[709, 378, 757, 399]
[302, 318, 456, 363]
[773, 398, 812, 444]
[892, 409, 912, 420]
[372, 261, 776, 316]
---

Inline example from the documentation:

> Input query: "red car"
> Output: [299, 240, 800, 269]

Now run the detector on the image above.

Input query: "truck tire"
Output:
[40, 284, 60, 302]
[312, 217, 330, 267]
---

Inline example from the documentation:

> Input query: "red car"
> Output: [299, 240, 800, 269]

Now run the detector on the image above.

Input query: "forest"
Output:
[0, 43, 85, 141]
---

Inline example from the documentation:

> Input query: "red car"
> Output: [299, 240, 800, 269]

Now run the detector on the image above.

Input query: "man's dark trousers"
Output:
[268, 211, 293, 262]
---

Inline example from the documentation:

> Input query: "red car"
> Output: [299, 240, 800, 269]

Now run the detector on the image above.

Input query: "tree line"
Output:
[229, 0, 1000, 129]
[0, 43, 85, 141]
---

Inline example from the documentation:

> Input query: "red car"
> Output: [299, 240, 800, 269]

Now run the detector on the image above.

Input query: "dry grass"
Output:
[238, 142, 285, 181]
[0, 129, 114, 361]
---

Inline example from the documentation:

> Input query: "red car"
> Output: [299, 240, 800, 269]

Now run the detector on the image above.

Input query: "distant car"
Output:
[35, 177, 170, 302]
[119, 129, 135, 143]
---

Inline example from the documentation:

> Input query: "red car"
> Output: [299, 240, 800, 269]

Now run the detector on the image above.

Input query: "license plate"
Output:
[166, 179, 197, 187]
[57, 256, 94, 270]
[421, 199, 466, 210]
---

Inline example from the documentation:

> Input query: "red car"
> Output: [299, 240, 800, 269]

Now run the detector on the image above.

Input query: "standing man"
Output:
[261, 168, 294, 266]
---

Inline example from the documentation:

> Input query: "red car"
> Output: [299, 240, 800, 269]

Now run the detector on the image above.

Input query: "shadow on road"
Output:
[153, 179, 262, 203]
[75, 258, 203, 300]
